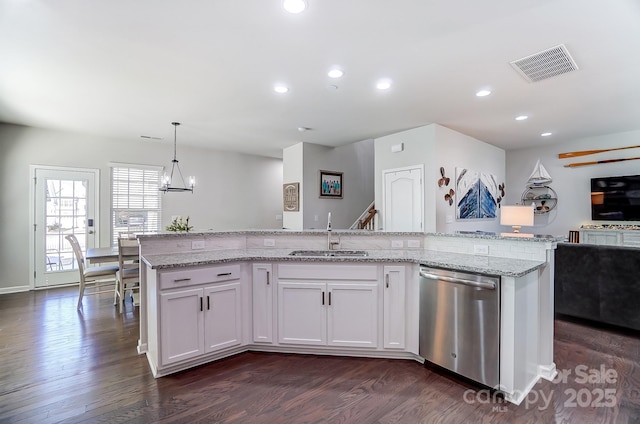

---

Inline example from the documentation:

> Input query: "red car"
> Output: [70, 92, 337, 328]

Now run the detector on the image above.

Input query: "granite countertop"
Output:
[141, 248, 545, 277]
[137, 229, 563, 243]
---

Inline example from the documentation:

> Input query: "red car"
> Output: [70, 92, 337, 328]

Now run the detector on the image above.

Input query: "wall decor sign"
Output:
[455, 167, 499, 219]
[320, 170, 343, 198]
[283, 182, 300, 211]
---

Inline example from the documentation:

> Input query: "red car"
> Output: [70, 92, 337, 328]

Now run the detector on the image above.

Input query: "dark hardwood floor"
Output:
[1, 286, 639, 423]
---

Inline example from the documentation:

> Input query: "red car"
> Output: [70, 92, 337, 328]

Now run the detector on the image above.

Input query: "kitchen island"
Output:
[137, 230, 559, 405]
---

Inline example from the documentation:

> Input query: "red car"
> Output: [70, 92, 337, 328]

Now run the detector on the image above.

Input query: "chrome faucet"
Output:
[327, 212, 340, 250]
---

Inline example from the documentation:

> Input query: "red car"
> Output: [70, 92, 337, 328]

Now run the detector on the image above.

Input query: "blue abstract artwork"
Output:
[455, 167, 499, 219]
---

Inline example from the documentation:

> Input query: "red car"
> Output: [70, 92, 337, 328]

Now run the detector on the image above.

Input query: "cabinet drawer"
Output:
[622, 232, 640, 247]
[278, 263, 377, 281]
[159, 264, 241, 289]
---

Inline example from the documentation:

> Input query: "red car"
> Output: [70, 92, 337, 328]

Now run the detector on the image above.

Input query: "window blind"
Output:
[111, 164, 162, 245]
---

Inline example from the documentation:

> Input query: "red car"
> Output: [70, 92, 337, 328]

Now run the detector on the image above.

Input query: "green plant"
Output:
[165, 216, 193, 233]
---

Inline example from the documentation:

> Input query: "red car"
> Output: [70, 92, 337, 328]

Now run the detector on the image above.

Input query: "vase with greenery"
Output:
[166, 216, 193, 233]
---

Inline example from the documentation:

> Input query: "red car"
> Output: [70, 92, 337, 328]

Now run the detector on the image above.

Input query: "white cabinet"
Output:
[277, 264, 379, 349]
[160, 288, 204, 364]
[252, 263, 273, 343]
[327, 283, 378, 348]
[158, 264, 243, 367]
[383, 266, 406, 349]
[580, 229, 640, 246]
[278, 282, 326, 345]
[203, 282, 242, 351]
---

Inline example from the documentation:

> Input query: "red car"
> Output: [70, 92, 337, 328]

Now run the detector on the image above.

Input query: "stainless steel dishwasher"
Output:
[419, 266, 500, 388]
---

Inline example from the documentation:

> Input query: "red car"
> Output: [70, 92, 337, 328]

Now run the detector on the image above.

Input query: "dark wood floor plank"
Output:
[1, 286, 640, 423]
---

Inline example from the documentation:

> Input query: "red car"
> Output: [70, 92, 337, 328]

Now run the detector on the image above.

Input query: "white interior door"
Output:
[383, 166, 423, 232]
[32, 166, 99, 288]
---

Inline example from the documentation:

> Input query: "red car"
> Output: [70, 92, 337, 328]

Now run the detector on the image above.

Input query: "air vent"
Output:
[510, 44, 578, 83]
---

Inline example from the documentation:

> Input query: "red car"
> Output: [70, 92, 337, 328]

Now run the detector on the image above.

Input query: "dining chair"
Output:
[65, 234, 119, 310]
[568, 230, 580, 243]
[115, 237, 140, 313]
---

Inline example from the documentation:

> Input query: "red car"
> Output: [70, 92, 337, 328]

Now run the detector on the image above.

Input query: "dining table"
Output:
[86, 246, 119, 265]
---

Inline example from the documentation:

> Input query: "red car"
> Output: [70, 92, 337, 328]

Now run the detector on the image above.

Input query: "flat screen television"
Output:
[591, 174, 640, 221]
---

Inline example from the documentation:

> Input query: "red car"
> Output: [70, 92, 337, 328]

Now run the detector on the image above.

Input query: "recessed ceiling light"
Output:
[376, 79, 392, 90]
[328, 69, 344, 78]
[515, 115, 528, 121]
[274, 84, 289, 94]
[476, 89, 491, 97]
[541, 132, 553, 137]
[283, 0, 307, 14]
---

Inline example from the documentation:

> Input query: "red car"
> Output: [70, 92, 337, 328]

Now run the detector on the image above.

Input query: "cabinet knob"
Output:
[385, 274, 389, 288]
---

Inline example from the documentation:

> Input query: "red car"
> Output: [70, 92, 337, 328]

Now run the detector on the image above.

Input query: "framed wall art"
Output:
[319, 170, 343, 198]
[283, 182, 300, 211]
[455, 167, 499, 219]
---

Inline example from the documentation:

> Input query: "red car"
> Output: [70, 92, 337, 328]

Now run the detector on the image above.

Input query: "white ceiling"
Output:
[1, 0, 640, 158]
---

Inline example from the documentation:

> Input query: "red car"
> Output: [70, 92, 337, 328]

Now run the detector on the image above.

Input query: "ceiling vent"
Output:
[510, 44, 578, 83]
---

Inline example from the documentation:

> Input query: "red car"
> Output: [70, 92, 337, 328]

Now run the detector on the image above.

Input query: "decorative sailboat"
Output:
[527, 159, 552, 185]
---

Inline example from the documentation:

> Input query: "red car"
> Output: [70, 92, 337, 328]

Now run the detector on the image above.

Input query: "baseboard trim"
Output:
[0, 285, 31, 295]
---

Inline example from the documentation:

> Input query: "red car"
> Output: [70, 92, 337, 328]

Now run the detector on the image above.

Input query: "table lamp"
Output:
[500, 205, 534, 233]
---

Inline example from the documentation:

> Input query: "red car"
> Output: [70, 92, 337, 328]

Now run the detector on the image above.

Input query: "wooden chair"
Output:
[568, 230, 580, 243]
[65, 234, 119, 310]
[115, 237, 140, 313]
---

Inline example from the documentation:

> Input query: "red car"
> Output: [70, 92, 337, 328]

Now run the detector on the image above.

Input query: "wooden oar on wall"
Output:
[564, 156, 640, 167]
[558, 145, 640, 158]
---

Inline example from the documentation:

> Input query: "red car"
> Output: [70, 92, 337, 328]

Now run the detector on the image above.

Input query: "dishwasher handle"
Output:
[419, 270, 496, 290]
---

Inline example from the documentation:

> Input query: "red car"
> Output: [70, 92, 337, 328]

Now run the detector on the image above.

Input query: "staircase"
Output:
[350, 202, 377, 230]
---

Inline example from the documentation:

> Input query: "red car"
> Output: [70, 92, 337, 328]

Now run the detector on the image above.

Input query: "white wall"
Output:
[434, 125, 506, 233]
[374, 124, 505, 233]
[282, 143, 304, 230]
[375, 125, 437, 231]
[0, 123, 283, 291]
[506, 129, 640, 237]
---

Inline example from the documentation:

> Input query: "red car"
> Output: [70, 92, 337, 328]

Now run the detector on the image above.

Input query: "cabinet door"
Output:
[383, 266, 406, 349]
[327, 283, 378, 348]
[252, 264, 273, 343]
[278, 282, 326, 345]
[204, 282, 242, 352]
[160, 288, 204, 365]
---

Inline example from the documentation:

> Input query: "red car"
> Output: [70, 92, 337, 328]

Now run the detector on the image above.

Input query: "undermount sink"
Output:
[288, 250, 368, 257]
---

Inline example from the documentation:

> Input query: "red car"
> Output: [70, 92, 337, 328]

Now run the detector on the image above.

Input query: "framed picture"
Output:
[283, 182, 299, 211]
[319, 170, 343, 198]
[455, 167, 499, 219]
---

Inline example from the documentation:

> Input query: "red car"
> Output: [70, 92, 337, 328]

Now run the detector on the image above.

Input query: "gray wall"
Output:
[283, 140, 375, 230]
[0, 123, 283, 292]
[506, 129, 640, 237]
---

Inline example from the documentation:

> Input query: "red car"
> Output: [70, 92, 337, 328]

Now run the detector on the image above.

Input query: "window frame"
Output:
[110, 163, 163, 246]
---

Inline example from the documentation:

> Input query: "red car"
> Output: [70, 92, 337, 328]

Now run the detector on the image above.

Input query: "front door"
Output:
[383, 165, 424, 232]
[32, 166, 99, 288]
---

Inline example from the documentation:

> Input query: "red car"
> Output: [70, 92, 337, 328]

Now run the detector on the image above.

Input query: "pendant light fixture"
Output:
[159, 122, 195, 193]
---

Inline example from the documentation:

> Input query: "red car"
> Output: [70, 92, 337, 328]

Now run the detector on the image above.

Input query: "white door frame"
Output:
[382, 164, 424, 232]
[29, 165, 100, 289]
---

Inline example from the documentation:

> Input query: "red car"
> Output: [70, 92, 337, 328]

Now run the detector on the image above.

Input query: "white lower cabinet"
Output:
[252, 263, 273, 343]
[383, 266, 406, 349]
[277, 264, 379, 348]
[278, 282, 327, 345]
[158, 265, 243, 367]
[160, 287, 204, 365]
[149, 261, 409, 376]
[203, 282, 242, 351]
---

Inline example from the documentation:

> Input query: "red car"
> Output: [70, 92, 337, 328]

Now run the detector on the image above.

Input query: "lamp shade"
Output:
[500, 205, 534, 233]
